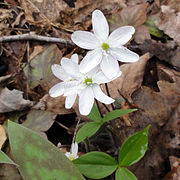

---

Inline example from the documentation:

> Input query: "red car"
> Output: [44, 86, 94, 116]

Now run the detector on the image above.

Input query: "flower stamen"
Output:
[101, 43, 110, 50]
[84, 78, 93, 85]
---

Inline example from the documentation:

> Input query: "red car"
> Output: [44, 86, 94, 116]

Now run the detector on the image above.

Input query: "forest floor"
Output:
[0, 0, 180, 179]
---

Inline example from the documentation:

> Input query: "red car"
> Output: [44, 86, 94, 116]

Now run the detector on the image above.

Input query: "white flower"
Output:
[65, 142, 79, 160]
[49, 54, 79, 109]
[71, 9, 139, 79]
[49, 54, 121, 115]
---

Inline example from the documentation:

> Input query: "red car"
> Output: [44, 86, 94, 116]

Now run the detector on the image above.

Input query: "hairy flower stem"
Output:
[72, 117, 81, 144]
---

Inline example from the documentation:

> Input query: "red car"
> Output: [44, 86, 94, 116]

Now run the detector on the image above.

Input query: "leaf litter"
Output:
[0, 0, 180, 179]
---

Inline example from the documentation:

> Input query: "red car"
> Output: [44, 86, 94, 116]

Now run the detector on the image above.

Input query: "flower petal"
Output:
[65, 94, 77, 109]
[92, 84, 114, 104]
[49, 82, 64, 97]
[92, 71, 111, 84]
[79, 49, 102, 74]
[61, 58, 81, 78]
[71, 31, 99, 50]
[92, 10, 109, 42]
[63, 81, 81, 96]
[71, 142, 78, 156]
[79, 87, 94, 115]
[111, 47, 139, 62]
[71, 54, 79, 64]
[107, 26, 135, 47]
[100, 54, 120, 79]
[51, 64, 70, 81]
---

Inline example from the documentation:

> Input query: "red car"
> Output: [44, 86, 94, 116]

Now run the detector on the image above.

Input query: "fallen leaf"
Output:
[108, 3, 148, 32]
[24, 44, 62, 92]
[22, 110, 56, 136]
[134, 25, 151, 44]
[155, 4, 180, 45]
[0, 125, 7, 149]
[138, 39, 179, 70]
[40, 94, 74, 115]
[0, 88, 33, 113]
[108, 53, 150, 102]
[163, 156, 180, 180]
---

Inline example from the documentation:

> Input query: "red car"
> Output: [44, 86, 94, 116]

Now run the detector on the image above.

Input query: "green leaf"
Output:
[103, 109, 137, 123]
[0, 150, 16, 166]
[88, 104, 101, 122]
[24, 44, 62, 89]
[118, 125, 150, 167]
[144, 16, 164, 38]
[8, 121, 85, 180]
[115, 167, 137, 180]
[73, 151, 117, 179]
[76, 122, 101, 143]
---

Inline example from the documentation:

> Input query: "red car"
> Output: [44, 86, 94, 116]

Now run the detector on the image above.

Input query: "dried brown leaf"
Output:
[40, 94, 74, 115]
[120, 3, 148, 27]
[108, 53, 150, 102]
[0, 88, 33, 113]
[134, 25, 151, 44]
[0, 125, 6, 149]
[109, 3, 148, 32]
[155, 4, 180, 45]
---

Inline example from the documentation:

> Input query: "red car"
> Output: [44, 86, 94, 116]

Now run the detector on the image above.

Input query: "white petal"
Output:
[86, 66, 99, 77]
[61, 58, 81, 78]
[100, 54, 120, 79]
[79, 87, 94, 115]
[51, 64, 70, 81]
[92, 84, 114, 104]
[111, 47, 139, 62]
[65, 94, 77, 109]
[92, 71, 111, 84]
[79, 49, 102, 74]
[71, 142, 78, 156]
[92, 10, 109, 42]
[49, 82, 64, 97]
[107, 26, 135, 47]
[71, 31, 100, 50]
[71, 54, 79, 64]
[63, 81, 80, 96]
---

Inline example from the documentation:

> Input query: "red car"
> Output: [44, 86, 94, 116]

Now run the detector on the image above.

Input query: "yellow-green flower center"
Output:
[84, 78, 93, 85]
[101, 43, 110, 50]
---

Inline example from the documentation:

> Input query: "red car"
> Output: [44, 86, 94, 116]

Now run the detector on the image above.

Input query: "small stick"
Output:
[0, 33, 74, 46]
[55, 121, 70, 131]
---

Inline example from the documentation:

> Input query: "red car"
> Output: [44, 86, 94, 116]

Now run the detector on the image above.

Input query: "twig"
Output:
[55, 121, 70, 131]
[0, 33, 74, 46]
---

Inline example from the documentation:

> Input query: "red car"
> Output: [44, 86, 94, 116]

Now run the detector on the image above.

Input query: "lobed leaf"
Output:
[76, 122, 101, 143]
[118, 125, 150, 167]
[73, 151, 117, 179]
